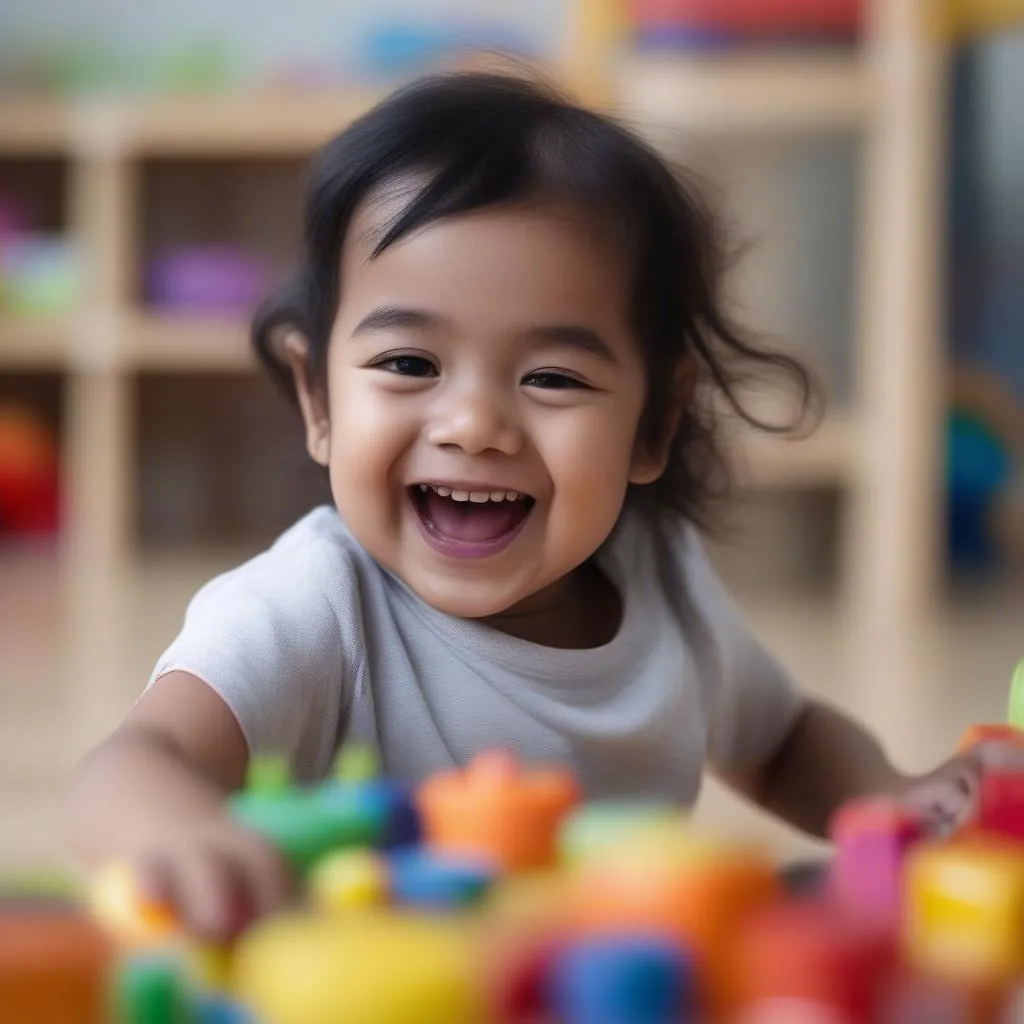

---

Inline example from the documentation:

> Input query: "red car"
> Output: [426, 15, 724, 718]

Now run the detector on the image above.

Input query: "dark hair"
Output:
[253, 70, 817, 531]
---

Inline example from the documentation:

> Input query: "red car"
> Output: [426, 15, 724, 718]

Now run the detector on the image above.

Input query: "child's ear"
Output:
[629, 357, 699, 485]
[282, 332, 331, 467]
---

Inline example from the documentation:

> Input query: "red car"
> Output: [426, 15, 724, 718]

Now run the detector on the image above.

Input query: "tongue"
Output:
[421, 491, 529, 543]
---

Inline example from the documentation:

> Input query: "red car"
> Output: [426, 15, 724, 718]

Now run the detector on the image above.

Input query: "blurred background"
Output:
[0, 0, 1021, 875]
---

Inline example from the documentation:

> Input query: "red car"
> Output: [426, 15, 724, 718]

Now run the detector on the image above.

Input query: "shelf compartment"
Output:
[615, 53, 873, 134]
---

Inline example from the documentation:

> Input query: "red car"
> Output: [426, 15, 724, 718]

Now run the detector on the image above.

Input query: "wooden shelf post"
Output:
[844, 0, 950, 758]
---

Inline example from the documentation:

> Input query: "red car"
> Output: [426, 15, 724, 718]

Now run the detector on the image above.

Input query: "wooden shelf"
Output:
[0, 98, 70, 155]
[127, 312, 254, 371]
[0, 316, 69, 370]
[614, 53, 873, 134]
[0, 89, 381, 158]
[738, 413, 858, 488]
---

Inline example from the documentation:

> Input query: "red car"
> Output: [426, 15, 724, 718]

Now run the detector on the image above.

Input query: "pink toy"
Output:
[828, 797, 927, 933]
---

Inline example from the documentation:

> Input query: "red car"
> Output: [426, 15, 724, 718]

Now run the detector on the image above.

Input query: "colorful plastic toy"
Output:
[0, 908, 113, 1023]
[905, 836, 1024, 989]
[10, 659, 1024, 1022]
[829, 796, 928, 933]
[0, 403, 60, 538]
[145, 246, 270, 316]
[415, 749, 580, 871]
[1010, 659, 1024, 731]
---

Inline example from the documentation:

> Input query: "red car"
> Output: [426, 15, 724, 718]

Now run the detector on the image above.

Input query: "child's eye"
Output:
[373, 355, 438, 378]
[522, 370, 591, 390]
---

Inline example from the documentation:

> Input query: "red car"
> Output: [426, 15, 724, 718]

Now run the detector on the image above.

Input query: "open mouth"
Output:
[409, 483, 535, 558]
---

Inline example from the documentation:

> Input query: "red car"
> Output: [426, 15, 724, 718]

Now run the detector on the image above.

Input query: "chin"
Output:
[412, 576, 526, 620]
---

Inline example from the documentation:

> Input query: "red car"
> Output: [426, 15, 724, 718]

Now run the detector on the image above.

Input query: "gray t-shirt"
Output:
[151, 504, 805, 803]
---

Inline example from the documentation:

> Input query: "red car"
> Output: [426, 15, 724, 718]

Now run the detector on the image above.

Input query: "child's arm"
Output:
[718, 699, 907, 838]
[65, 672, 290, 937]
[721, 697, 1024, 840]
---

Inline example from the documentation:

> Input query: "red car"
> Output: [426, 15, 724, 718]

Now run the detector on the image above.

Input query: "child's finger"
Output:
[168, 845, 242, 940]
[228, 834, 292, 922]
[968, 740, 1024, 772]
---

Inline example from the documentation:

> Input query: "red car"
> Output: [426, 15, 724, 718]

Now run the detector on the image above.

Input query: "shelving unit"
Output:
[0, 0, 949, 753]
[615, 52, 873, 133]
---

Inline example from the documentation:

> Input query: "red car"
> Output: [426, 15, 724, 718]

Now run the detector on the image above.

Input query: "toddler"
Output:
[67, 71, 1017, 939]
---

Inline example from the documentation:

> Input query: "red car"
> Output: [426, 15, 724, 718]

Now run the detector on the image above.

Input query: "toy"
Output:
[11, 657, 1024, 1022]
[905, 836, 1024, 989]
[626, 0, 863, 50]
[0, 907, 113, 1023]
[0, 403, 60, 538]
[415, 749, 580, 871]
[145, 247, 270, 316]
[1009, 659, 1024, 730]
[947, 368, 1024, 574]
[829, 796, 928, 933]
[727, 900, 894, 1020]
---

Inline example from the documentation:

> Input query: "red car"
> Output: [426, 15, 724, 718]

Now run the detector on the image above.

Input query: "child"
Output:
[66, 71, 1018, 939]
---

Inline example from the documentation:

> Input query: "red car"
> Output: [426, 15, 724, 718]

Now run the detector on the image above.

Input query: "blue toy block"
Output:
[196, 995, 254, 1024]
[388, 848, 494, 910]
[550, 936, 692, 1024]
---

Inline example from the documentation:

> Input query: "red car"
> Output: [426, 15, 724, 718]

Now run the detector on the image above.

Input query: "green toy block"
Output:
[114, 953, 193, 1024]
[230, 785, 386, 875]
[333, 742, 381, 785]
[1010, 659, 1024, 730]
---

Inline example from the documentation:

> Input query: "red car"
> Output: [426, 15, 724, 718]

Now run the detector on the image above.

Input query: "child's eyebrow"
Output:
[352, 306, 442, 335]
[351, 307, 617, 364]
[526, 325, 618, 365]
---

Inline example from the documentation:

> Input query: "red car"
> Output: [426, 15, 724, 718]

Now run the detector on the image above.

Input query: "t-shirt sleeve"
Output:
[148, 544, 353, 781]
[680, 527, 808, 776]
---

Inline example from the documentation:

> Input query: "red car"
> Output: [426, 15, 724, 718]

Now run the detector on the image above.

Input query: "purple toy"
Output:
[145, 246, 270, 314]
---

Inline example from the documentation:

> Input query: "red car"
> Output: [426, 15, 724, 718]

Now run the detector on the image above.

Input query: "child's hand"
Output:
[131, 814, 292, 941]
[893, 739, 1024, 838]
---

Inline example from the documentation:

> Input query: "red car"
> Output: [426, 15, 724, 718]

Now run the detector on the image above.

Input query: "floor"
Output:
[1, 540, 1021, 879]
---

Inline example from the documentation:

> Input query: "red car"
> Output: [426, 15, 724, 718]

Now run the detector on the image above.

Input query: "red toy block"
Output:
[727, 900, 895, 1021]
[829, 797, 928, 932]
[977, 771, 1024, 841]
[0, 909, 113, 1023]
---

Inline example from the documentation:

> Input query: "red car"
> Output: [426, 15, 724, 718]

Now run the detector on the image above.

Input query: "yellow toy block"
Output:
[307, 848, 389, 913]
[905, 838, 1024, 987]
[231, 911, 486, 1024]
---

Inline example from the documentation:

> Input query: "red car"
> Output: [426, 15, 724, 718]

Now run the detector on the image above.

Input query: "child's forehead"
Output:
[344, 175, 620, 268]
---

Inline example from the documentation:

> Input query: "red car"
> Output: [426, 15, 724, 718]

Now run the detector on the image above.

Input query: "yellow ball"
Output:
[307, 849, 389, 912]
[231, 911, 486, 1024]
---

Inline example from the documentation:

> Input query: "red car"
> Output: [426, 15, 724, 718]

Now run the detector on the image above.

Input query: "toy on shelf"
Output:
[7, 658, 1024, 1022]
[0, 196, 79, 317]
[625, 0, 863, 51]
[947, 365, 1024, 573]
[145, 246, 271, 316]
[0, 403, 60, 539]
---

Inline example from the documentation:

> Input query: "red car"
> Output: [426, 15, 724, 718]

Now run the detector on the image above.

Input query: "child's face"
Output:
[294, 196, 667, 620]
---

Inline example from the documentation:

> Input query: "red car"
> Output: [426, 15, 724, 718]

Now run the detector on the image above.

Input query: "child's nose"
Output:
[425, 390, 523, 456]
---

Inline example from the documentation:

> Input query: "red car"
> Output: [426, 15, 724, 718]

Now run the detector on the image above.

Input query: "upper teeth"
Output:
[418, 484, 522, 503]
